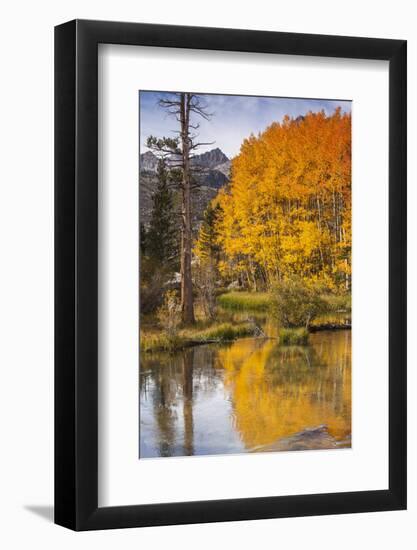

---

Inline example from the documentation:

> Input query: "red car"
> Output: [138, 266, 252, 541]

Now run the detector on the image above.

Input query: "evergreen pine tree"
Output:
[146, 159, 178, 269]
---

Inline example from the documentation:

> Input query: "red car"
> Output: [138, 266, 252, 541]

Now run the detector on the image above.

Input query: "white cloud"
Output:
[140, 91, 351, 158]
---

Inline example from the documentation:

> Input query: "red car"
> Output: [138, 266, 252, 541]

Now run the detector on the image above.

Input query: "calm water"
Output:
[139, 328, 351, 458]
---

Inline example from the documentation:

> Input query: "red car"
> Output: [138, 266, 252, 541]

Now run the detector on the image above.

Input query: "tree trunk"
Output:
[180, 93, 195, 324]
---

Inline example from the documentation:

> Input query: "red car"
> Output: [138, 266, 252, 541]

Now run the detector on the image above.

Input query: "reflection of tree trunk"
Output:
[182, 349, 194, 456]
[155, 368, 176, 457]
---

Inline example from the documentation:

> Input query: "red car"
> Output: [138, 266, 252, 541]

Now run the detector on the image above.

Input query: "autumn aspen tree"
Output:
[215, 109, 351, 292]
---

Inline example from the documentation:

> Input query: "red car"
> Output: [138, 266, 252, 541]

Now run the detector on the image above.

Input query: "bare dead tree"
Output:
[146, 92, 213, 324]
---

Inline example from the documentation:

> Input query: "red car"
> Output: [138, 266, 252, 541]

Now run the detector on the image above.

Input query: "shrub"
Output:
[271, 277, 328, 328]
[140, 271, 166, 314]
[278, 327, 309, 345]
[156, 290, 181, 336]
[323, 292, 351, 313]
[140, 258, 171, 314]
[194, 260, 217, 321]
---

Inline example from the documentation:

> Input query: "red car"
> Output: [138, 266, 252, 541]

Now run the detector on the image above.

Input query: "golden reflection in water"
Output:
[140, 330, 351, 457]
[216, 331, 351, 449]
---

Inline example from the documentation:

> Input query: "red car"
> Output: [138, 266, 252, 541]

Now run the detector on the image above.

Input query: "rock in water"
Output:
[250, 425, 351, 453]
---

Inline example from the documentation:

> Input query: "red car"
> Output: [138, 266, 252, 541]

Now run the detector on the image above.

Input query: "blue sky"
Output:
[140, 91, 351, 159]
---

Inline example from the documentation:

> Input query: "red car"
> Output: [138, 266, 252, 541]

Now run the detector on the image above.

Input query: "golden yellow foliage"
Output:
[213, 109, 351, 291]
[218, 331, 351, 449]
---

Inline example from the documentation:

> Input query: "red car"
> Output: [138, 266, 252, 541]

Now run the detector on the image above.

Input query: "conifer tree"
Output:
[146, 159, 178, 269]
[147, 92, 213, 324]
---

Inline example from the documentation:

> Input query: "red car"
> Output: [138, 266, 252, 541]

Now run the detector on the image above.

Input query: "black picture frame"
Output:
[55, 19, 407, 531]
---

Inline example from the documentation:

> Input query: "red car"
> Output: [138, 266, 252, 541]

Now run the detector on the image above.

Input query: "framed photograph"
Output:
[55, 20, 406, 530]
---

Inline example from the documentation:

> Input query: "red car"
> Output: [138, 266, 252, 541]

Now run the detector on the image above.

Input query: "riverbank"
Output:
[141, 321, 258, 353]
[141, 290, 351, 353]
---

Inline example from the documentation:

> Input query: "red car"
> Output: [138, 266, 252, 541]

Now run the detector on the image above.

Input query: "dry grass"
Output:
[141, 321, 256, 353]
[217, 292, 271, 312]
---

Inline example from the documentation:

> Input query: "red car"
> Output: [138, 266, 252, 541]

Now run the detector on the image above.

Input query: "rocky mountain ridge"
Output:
[140, 147, 231, 179]
[139, 148, 231, 225]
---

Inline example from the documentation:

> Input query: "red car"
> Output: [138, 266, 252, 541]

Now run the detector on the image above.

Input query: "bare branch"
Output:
[189, 141, 215, 150]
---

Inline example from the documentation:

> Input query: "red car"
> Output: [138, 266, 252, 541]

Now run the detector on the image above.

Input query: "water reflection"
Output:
[139, 330, 351, 458]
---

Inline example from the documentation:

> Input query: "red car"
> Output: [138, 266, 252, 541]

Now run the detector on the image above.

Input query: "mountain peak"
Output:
[193, 148, 229, 169]
[140, 147, 230, 173]
[140, 150, 159, 172]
